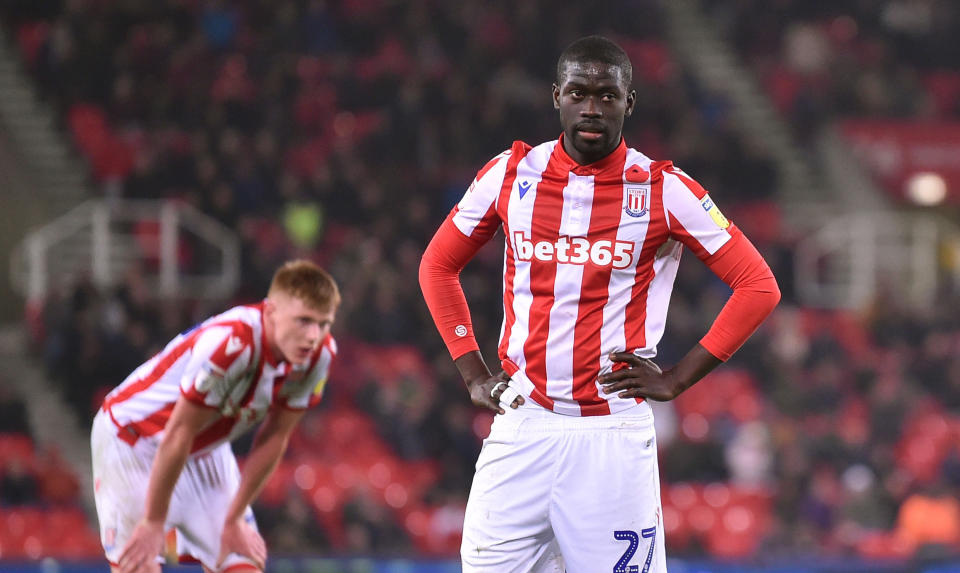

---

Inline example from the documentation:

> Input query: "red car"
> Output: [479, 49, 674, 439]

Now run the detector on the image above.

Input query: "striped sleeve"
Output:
[449, 149, 511, 242]
[658, 163, 780, 360]
[660, 165, 736, 257]
[179, 323, 254, 408]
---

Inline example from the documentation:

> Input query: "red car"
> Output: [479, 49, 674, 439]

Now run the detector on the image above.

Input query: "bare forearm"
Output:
[144, 430, 193, 522]
[454, 350, 493, 385]
[224, 433, 287, 523]
[664, 343, 723, 395]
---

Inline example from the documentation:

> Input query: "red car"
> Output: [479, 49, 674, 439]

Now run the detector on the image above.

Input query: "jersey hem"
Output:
[526, 384, 647, 417]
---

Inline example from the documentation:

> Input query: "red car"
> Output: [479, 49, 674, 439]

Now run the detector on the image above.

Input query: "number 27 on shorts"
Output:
[613, 527, 657, 573]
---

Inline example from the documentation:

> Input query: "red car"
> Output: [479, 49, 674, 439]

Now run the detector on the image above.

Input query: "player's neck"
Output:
[261, 309, 283, 364]
[560, 134, 623, 167]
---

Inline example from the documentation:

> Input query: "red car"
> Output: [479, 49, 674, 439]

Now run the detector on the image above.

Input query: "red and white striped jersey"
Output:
[446, 137, 740, 416]
[102, 302, 336, 455]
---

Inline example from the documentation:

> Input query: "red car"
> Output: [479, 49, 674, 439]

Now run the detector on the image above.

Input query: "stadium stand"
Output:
[0, 0, 958, 567]
[703, 0, 960, 203]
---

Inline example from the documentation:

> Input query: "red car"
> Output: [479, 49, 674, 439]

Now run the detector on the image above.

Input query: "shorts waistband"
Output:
[496, 399, 654, 432]
[100, 405, 141, 446]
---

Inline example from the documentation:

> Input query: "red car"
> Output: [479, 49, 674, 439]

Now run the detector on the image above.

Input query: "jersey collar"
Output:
[553, 134, 627, 177]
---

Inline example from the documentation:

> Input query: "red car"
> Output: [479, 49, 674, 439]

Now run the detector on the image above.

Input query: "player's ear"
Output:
[552, 84, 561, 110]
[625, 89, 636, 118]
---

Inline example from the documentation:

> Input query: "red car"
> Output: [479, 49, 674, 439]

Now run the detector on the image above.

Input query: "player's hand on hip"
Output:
[599, 352, 682, 401]
[467, 370, 524, 414]
[117, 519, 164, 573]
[218, 517, 266, 571]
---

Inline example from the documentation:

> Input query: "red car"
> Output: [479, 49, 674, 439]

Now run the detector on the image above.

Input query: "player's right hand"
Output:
[117, 519, 163, 573]
[466, 370, 524, 414]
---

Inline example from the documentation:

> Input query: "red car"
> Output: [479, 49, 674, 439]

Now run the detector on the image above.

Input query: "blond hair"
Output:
[268, 260, 341, 310]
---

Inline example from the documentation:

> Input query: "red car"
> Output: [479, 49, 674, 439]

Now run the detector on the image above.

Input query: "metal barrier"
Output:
[9, 199, 240, 302]
[795, 211, 960, 309]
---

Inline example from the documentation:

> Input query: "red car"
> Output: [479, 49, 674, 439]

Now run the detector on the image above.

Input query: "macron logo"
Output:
[518, 180, 532, 199]
[225, 336, 244, 356]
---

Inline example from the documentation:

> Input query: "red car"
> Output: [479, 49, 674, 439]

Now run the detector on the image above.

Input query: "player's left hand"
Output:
[117, 519, 164, 573]
[598, 352, 685, 401]
[217, 518, 266, 571]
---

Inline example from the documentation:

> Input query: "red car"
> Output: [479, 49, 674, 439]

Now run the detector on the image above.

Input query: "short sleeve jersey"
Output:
[102, 302, 336, 455]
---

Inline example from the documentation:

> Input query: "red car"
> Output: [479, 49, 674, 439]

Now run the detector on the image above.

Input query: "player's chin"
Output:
[573, 132, 611, 152]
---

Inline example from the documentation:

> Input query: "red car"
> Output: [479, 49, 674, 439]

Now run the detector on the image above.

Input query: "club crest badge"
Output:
[624, 186, 649, 218]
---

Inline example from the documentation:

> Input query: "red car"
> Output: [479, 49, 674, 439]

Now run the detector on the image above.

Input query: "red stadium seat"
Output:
[0, 433, 36, 465]
[924, 72, 960, 118]
[58, 532, 104, 560]
[16, 22, 50, 68]
[39, 509, 102, 560]
[1, 508, 45, 559]
[403, 502, 465, 556]
[67, 104, 109, 157]
[673, 369, 761, 425]
[295, 56, 333, 86]
[798, 309, 872, 363]
[257, 461, 297, 506]
[896, 404, 953, 483]
[619, 39, 675, 86]
[660, 498, 692, 551]
[705, 504, 763, 559]
[856, 531, 913, 560]
[294, 85, 337, 130]
[37, 450, 81, 504]
[727, 200, 782, 245]
[284, 136, 331, 178]
[701, 483, 772, 559]
[686, 500, 717, 536]
[762, 65, 803, 114]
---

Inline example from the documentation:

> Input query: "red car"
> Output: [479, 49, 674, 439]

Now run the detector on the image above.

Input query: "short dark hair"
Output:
[556, 35, 632, 88]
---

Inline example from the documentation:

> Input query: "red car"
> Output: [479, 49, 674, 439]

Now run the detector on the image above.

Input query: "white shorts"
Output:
[91, 409, 257, 570]
[461, 401, 667, 573]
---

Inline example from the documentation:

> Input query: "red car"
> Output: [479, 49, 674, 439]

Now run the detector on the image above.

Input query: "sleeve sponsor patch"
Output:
[312, 376, 328, 398]
[700, 195, 730, 229]
[193, 366, 229, 395]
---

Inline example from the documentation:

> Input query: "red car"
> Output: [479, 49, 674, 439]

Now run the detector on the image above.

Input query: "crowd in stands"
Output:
[0, 376, 102, 558]
[1, 0, 959, 564]
[704, 0, 960, 140]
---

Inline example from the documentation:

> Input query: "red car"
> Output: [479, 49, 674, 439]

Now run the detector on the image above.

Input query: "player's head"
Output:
[553, 35, 635, 165]
[264, 260, 340, 364]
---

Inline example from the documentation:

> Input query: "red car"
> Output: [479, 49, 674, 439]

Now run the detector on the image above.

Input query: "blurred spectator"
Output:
[895, 480, 960, 557]
[341, 487, 409, 553]
[0, 457, 40, 506]
[258, 493, 330, 554]
[0, 386, 31, 434]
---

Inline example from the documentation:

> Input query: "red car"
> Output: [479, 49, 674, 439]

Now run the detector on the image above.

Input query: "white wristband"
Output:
[499, 386, 521, 407]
